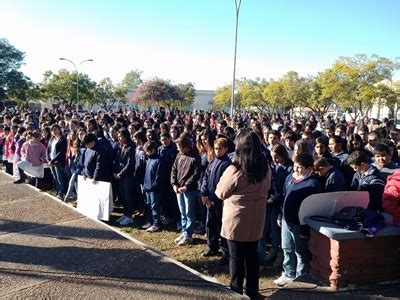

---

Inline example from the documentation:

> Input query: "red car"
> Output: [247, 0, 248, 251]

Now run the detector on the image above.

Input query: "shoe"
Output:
[116, 215, 126, 223]
[219, 256, 229, 266]
[13, 179, 24, 184]
[272, 251, 284, 269]
[202, 249, 220, 257]
[119, 216, 134, 226]
[265, 247, 279, 262]
[146, 224, 160, 232]
[177, 236, 193, 246]
[273, 273, 295, 286]
[174, 233, 185, 244]
[162, 217, 174, 225]
[57, 194, 65, 200]
[194, 223, 205, 234]
[141, 222, 152, 229]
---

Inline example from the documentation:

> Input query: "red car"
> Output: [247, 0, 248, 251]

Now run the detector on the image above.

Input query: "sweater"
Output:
[143, 153, 165, 192]
[171, 148, 201, 191]
[21, 141, 47, 166]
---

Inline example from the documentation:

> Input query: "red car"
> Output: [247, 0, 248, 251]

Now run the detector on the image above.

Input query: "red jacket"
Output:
[383, 170, 400, 226]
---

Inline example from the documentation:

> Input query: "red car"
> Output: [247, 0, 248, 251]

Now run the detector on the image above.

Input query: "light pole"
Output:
[59, 57, 93, 107]
[231, 0, 242, 117]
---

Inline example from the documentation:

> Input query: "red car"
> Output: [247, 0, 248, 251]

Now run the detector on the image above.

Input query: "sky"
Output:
[1, 0, 399, 90]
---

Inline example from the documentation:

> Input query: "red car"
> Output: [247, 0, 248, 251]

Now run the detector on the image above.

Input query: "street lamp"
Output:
[59, 57, 93, 107]
[231, 0, 242, 117]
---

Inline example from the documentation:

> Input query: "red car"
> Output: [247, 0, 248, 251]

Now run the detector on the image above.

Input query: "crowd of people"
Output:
[1, 105, 400, 299]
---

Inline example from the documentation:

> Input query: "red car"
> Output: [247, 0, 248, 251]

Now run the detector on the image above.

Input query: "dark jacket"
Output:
[134, 146, 146, 184]
[143, 153, 164, 192]
[282, 174, 321, 224]
[113, 141, 136, 178]
[46, 136, 67, 166]
[158, 142, 177, 173]
[350, 165, 385, 211]
[322, 166, 346, 193]
[82, 143, 109, 182]
[171, 148, 201, 191]
[200, 154, 231, 202]
[268, 163, 293, 208]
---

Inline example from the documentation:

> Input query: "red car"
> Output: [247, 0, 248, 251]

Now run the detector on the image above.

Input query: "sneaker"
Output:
[116, 215, 126, 223]
[162, 217, 174, 225]
[141, 222, 152, 229]
[119, 216, 134, 226]
[146, 224, 160, 232]
[174, 233, 185, 244]
[273, 273, 294, 286]
[202, 249, 220, 257]
[177, 236, 193, 246]
[13, 179, 24, 184]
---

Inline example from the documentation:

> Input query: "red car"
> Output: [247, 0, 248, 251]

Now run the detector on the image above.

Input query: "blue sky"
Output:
[1, 0, 399, 89]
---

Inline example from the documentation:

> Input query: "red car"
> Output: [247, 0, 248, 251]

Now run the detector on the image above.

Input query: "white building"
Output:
[192, 90, 215, 111]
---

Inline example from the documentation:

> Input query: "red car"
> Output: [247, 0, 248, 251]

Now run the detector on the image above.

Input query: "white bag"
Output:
[77, 175, 113, 221]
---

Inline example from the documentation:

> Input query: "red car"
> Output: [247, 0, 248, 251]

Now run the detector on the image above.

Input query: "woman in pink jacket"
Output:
[215, 131, 271, 300]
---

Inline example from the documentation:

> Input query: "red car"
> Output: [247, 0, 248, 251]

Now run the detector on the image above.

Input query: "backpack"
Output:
[313, 206, 386, 237]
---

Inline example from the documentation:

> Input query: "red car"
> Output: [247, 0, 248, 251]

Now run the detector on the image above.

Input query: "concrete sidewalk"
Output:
[0, 172, 242, 299]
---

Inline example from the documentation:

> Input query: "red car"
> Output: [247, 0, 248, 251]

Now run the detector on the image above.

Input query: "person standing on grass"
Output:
[47, 124, 68, 200]
[113, 128, 136, 227]
[171, 134, 201, 246]
[142, 140, 165, 232]
[215, 131, 271, 300]
[200, 137, 231, 264]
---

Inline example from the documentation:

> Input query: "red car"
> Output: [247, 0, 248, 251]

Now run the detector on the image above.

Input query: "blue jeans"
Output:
[281, 220, 309, 279]
[50, 166, 67, 194]
[144, 191, 161, 226]
[176, 191, 197, 238]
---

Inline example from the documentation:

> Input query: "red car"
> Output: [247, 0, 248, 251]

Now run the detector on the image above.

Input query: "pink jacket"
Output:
[21, 141, 47, 167]
[383, 170, 400, 226]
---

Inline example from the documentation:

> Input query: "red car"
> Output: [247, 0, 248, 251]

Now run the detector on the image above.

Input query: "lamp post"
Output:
[59, 58, 93, 107]
[231, 0, 242, 117]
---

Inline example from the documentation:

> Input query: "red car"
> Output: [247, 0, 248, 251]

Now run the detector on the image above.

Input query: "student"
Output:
[372, 143, 399, 181]
[258, 144, 293, 270]
[348, 150, 385, 211]
[142, 140, 164, 232]
[81, 133, 108, 183]
[200, 137, 231, 263]
[365, 131, 382, 154]
[274, 153, 321, 287]
[158, 131, 179, 225]
[314, 157, 346, 192]
[113, 129, 136, 226]
[283, 131, 297, 159]
[267, 130, 281, 150]
[171, 134, 201, 246]
[47, 124, 68, 200]
[133, 131, 147, 216]
[13, 128, 27, 183]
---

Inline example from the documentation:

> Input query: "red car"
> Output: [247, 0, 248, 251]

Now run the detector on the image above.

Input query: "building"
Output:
[192, 90, 215, 111]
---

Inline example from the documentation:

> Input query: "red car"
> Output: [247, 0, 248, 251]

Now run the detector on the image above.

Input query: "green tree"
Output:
[92, 77, 127, 112]
[40, 69, 96, 108]
[214, 84, 232, 110]
[177, 82, 196, 109]
[240, 78, 269, 112]
[0, 38, 30, 107]
[263, 79, 286, 112]
[305, 75, 334, 116]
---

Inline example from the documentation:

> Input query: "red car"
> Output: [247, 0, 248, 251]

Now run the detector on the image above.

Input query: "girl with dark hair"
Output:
[215, 131, 271, 299]
[133, 131, 147, 216]
[314, 136, 340, 169]
[113, 128, 136, 226]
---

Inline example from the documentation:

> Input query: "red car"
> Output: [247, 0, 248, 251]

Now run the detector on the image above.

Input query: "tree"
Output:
[121, 69, 143, 90]
[40, 69, 96, 108]
[214, 84, 232, 110]
[320, 54, 399, 119]
[0, 38, 30, 107]
[239, 78, 269, 112]
[177, 82, 196, 109]
[305, 75, 334, 116]
[132, 78, 182, 108]
[92, 77, 128, 112]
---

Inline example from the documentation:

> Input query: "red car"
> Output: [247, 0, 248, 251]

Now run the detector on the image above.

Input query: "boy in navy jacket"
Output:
[314, 157, 346, 193]
[274, 153, 321, 287]
[142, 140, 165, 232]
[200, 138, 231, 262]
[348, 150, 385, 211]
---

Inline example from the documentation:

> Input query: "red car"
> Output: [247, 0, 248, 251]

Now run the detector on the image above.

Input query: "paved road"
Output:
[0, 172, 242, 299]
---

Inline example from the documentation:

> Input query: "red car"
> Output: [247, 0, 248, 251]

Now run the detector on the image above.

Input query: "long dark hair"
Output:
[233, 131, 268, 184]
